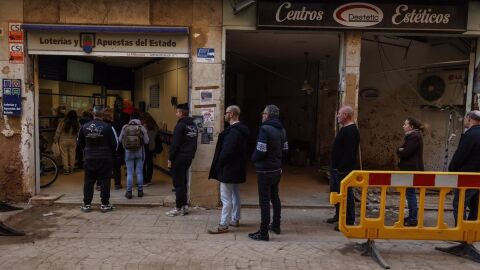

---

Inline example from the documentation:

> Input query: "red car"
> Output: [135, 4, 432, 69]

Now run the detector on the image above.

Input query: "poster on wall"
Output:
[200, 90, 213, 104]
[201, 127, 214, 144]
[2, 79, 22, 116]
[8, 22, 23, 43]
[197, 48, 215, 63]
[201, 108, 215, 126]
[9, 43, 24, 64]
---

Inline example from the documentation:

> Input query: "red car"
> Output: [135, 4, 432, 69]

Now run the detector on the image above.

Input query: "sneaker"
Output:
[125, 191, 132, 199]
[248, 230, 269, 241]
[143, 182, 151, 187]
[100, 204, 114, 213]
[326, 215, 338, 224]
[138, 190, 144, 198]
[268, 224, 281, 235]
[208, 225, 229, 234]
[165, 208, 181, 217]
[230, 220, 240, 227]
[404, 219, 418, 227]
[80, 204, 92, 213]
[114, 184, 122, 190]
[181, 205, 189, 216]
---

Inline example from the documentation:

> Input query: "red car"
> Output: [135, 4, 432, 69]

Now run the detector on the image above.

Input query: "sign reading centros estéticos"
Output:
[257, 0, 468, 32]
[2, 79, 22, 116]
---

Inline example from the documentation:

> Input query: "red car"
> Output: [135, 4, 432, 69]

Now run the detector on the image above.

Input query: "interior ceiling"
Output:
[81, 56, 158, 68]
[227, 30, 340, 63]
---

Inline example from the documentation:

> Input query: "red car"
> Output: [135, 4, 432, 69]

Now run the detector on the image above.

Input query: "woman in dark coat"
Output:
[397, 117, 424, 227]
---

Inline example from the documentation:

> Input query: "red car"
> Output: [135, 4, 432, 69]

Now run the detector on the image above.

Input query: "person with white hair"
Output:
[449, 110, 480, 225]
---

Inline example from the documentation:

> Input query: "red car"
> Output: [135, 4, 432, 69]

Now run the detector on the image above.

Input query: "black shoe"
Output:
[0, 221, 25, 236]
[334, 225, 340, 232]
[96, 186, 101, 191]
[326, 216, 338, 224]
[404, 219, 418, 227]
[171, 188, 176, 192]
[0, 202, 23, 212]
[248, 230, 269, 241]
[125, 191, 132, 199]
[269, 224, 281, 235]
[138, 190, 144, 198]
[114, 184, 122, 190]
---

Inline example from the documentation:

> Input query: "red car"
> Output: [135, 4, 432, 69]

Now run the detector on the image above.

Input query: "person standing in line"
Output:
[54, 110, 80, 175]
[397, 117, 425, 227]
[143, 112, 161, 186]
[208, 105, 250, 234]
[166, 103, 198, 217]
[327, 105, 360, 230]
[76, 110, 93, 169]
[248, 105, 288, 241]
[119, 115, 149, 199]
[449, 110, 480, 225]
[77, 105, 117, 213]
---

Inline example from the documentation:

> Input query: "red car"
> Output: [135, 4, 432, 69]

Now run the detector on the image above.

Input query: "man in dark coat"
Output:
[208, 105, 250, 234]
[449, 110, 480, 225]
[328, 105, 360, 230]
[248, 105, 288, 241]
[166, 103, 198, 217]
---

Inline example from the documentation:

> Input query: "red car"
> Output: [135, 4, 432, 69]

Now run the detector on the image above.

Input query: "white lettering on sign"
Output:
[392, 5, 451, 25]
[275, 2, 324, 23]
[333, 2, 383, 27]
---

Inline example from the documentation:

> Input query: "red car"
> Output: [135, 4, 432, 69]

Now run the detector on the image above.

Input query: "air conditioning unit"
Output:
[417, 70, 466, 106]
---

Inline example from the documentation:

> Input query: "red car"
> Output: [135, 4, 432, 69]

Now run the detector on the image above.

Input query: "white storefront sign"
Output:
[27, 31, 189, 58]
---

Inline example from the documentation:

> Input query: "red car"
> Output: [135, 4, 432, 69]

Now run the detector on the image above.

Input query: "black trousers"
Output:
[143, 150, 154, 184]
[84, 158, 112, 205]
[171, 156, 192, 209]
[112, 153, 122, 186]
[330, 169, 355, 225]
[257, 170, 282, 235]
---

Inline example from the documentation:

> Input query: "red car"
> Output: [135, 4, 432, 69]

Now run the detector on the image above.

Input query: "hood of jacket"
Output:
[229, 122, 250, 138]
[178, 116, 195, 125]
[128, 119, 142, 125]
[262, 117, 284, 129]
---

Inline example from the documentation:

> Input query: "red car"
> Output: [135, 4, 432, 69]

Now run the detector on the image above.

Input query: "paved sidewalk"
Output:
[0, 205, 478, 270]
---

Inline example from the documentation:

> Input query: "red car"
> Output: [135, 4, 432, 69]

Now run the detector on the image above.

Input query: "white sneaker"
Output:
[165, 208, 181, 217]
[181, 205, 189, 216]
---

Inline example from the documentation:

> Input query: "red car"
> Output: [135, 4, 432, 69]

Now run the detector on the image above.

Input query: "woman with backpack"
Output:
[54, 110, 80, 175]
[143, 112, 162, 186]
[118, 115, 149, 199]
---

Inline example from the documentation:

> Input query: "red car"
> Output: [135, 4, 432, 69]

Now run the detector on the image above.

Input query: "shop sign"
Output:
[257, 0, 468, 32]
[197, 48, 215, 63]
[2, 79, 22, 117]
[27, 31, 189, 58]
[9, 43, 24, 64]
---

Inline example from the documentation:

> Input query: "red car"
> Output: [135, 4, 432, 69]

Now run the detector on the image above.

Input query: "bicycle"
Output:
[39, 135, 59, 188]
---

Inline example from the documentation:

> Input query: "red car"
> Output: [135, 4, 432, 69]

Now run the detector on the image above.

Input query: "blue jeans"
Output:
[453, 189, 479, 225]
[220, 183, 241, 226]
[330, 169, 355, 225]
[405, 188, 418, 221]
[125, 150, 144, 192]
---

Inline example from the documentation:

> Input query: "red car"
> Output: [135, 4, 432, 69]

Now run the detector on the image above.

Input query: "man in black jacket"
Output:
[248, 105, 288, 241]
[77, 105, 118, 213]
[208, 105, 249, 234]
[449, 110, 480, 225]
[166, 103, 198, 217]
[328, 105, 360, 230]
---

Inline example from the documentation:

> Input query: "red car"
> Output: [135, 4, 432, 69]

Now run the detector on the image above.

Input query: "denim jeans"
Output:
[125, 150, 144, 192]
[257, 170, 281, 235]
[330, 169, 355, 225]
[220, 183, 241, 226]
[453, 189, 479, 225]
[405, 188, 418, 221]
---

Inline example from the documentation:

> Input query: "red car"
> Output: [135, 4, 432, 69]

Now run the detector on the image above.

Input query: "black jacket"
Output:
[251, 118, 288, 171]
[169, 117, 198, 162]
[331, 124, 360, 172]
[397, 129, 424, 171]
[209, 122, 250, 183]
[77, 119, 118, 160]
[448, 125, 480, 172]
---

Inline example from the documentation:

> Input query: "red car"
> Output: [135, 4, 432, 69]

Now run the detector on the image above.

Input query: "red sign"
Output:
[8, 22, 23, 43]
[9, 43, 24, 64]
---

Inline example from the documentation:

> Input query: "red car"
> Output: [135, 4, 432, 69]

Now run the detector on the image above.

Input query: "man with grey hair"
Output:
[208, 105, 250, 234]
[77, 105, 118, 213]
[328, 105, 360, 230]
[249, 105, 288, 241]
[449, 110, 480, 224]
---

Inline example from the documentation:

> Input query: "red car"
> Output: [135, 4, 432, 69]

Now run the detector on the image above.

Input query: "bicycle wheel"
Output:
[40, 154, 59, 188]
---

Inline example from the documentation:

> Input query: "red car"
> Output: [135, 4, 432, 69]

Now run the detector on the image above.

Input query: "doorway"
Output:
[225, 30, 341, 206]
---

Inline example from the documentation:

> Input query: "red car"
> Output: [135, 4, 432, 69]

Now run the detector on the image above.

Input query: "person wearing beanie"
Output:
[165, 103, 198, 217]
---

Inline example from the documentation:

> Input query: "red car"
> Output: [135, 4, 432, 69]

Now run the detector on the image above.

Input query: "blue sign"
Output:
[197, 48, 215, 63]
[2, 79, 22, 116]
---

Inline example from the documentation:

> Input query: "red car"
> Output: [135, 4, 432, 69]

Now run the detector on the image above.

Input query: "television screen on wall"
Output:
[67, 59, 94, 84]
